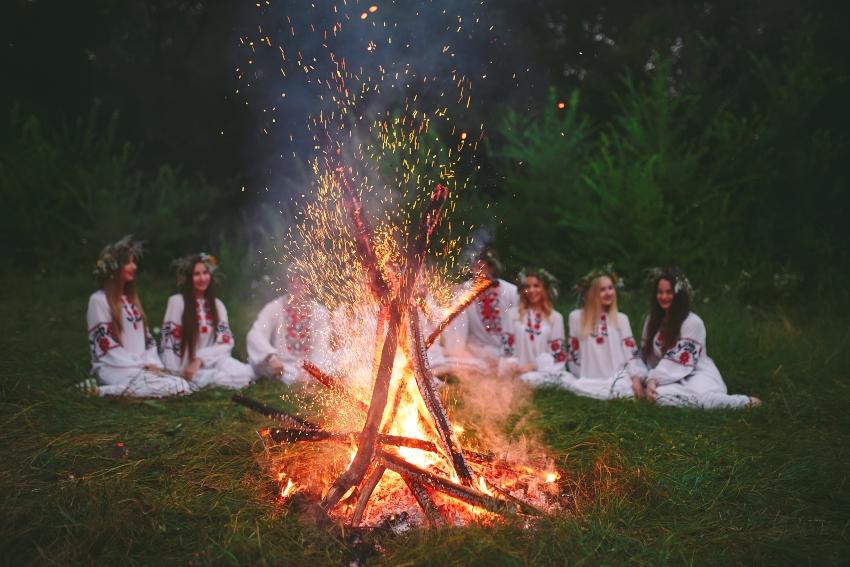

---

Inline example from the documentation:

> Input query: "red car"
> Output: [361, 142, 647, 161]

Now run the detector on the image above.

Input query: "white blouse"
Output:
[567, 310, 646, 379]
[246, 295, 330, 370]
[87, 290, 162, 374]
[643, 312, 718, 385]
[504, 307, 568, 373]
[160, 295, 236, 371]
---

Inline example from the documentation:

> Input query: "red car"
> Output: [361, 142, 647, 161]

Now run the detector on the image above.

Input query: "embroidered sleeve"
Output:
[622, 336, 639, 359]
[89, 323, 120, 361]
[215, 320, 234, 345]
[662, 337, 702, 368]
[550, 338, 567, 364]
[568, 336, 580, 367]
[160, 321, 183, 355]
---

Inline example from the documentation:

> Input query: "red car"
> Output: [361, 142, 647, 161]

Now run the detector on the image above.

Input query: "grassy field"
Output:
[1, 270, 848, 565]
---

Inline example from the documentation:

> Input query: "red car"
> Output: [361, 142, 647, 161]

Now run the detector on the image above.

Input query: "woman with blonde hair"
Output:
[564, 266, 647, 400]
[160, 253, 254, 390]
[501, 268, 570, 387]
[86, 236, 191, 397]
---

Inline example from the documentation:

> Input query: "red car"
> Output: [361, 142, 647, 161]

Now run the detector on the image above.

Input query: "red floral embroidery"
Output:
[201, 326, 209, 334]
[595, 336, 604, 344]
[624, 337, 636, 348]
[679, 351, 690, 364]
[570, 337, 579, 351]
[476, 288, 503, 336]
[172, 327, 182, 340]
[98, 337, 110, 352]
[222, 334, 231, 344]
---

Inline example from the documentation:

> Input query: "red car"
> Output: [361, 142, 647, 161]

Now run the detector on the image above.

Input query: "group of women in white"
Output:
[437, 252, 761, 409]
[85, 236, 760, 408]
[85, 236, 327, 397]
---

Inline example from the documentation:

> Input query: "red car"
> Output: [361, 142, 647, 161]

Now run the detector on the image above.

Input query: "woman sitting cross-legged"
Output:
[160, 253, 254, 390]
[502, 268, 571, 387]
[636, 267, 761, 409]
[86, 236, 191, 397]
[563, 266, 648, 400]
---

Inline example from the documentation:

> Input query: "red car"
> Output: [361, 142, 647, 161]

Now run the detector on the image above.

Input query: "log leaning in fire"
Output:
[407, 305, 475, 487]
[379, 450, 536, 516]
[425, 276, 497, 349]
[302, 361, 369, 414]
[322, 184, 448, 512]
[231, 394, 320, 431]
[351, 464, 386, 526]
[401, 475, 447, 528]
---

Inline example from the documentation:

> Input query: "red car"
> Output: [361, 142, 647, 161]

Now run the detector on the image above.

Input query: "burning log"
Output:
[302, 361, 369, 414]
[232, 394, 320, 431]
[265, 427, 492, 464]
[351, 464, 386, 526]
[425, 275, 497, 348]
[379, 450, 537, 517]
[407, 305, 475, 487]
[335, 166, 391, 304]
[322, 184, 448, 512]
[401, 476, 446, 528]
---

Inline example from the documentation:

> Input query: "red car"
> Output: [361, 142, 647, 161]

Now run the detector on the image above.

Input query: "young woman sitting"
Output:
[636, 267, 761, 409]
[160, 253, 254, 390]
[502, 268, 570, 387]
[564, 267, 647, 399]
[86, 236, 190, 397]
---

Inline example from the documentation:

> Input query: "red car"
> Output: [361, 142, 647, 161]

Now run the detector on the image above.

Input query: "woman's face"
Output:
[192, 262, 211, 295]
[598, 276, 616, 308]
[656, 278, 674, 311]
[120, 256, 137, 284]
[524, 276, 546, 307]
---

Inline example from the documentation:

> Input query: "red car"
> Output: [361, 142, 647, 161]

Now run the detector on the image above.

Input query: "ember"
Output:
[236, 164, 564, 529]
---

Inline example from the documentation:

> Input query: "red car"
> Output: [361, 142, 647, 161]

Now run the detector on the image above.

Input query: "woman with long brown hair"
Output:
[564, 266, 647, 399]
[502, 268, 569, 387]
[638, 268, 761, 409]
[86, 236, 190, 397]
[160, 253, 254, 390]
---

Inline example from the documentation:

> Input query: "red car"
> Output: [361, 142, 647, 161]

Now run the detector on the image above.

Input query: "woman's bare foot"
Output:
[748, 396, 763, 408]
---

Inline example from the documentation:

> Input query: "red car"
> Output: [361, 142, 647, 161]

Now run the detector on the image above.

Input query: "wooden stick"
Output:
[231, 394, 320, 430]
[402, 475, 446, 528]
[302, 361, 369, 414]
[351, 464, 386, 526]
[407, 306, 475, 486]
[379, 450, 526, 516]
[425, 276, 497, 348]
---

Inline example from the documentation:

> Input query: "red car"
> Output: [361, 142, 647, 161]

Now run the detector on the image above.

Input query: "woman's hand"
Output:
[518, 363, 536, 374]
[267, 355, 285, 377]
[645, 378, 659, 403]
[183, 358, 202, 380]
[631, 376, 646, 399]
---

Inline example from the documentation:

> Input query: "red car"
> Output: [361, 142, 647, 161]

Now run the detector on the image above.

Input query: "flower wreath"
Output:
[173, 252, 220, 288]
[93, 235, 144, 282]
[517, 267, 561, 301]
[644, 266, 693, 297]
[573, 263, 624, 303]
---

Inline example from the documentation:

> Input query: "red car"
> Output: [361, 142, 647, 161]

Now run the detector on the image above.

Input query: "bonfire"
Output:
[234, 162, 563, 531]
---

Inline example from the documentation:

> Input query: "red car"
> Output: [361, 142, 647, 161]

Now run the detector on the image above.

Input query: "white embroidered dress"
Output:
[160, 295, 254, 390]
[503, 307, 569, 387]
[642, 313, 750, 409]
[441, 279, 519, 375]
[564, 310, 647, 399]
[246, 295, 330, 384]
[87, 290, 190, 397]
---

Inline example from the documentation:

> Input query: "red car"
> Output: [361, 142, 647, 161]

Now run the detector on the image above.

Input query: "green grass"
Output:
[1, 271, 848, 565]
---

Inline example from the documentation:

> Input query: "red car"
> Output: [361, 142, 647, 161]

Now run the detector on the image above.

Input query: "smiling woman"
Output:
[86, 235, 191, 397]
[159, 253, 254, 390]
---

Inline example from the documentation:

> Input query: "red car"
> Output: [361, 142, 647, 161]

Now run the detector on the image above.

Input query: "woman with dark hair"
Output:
[86, 236, 191, 397]
[564, 266, 647, 399]
[160, 253, 254, 390]
[638, 268, 761, 409]
[502, 268, 570, 387]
